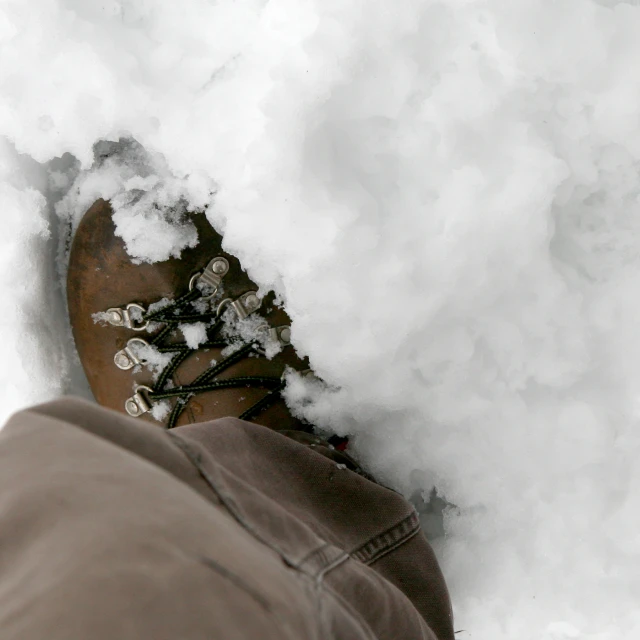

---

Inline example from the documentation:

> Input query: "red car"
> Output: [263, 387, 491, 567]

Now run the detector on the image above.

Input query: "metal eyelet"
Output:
[189, 257, 229, 300]
[105, 303, 149, 331]
[269, 325, 291, 347]
[216, 291, 261, 320]
[125, 385, 154, 417]
[114, 338, 149, 370]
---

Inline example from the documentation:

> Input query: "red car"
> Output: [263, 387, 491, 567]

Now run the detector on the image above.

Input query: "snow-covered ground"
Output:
[3, 0, 640, 637]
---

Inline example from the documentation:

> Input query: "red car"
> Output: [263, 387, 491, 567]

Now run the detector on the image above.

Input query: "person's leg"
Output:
[0, 397, 453, 639]
[173, 416, 454, 640]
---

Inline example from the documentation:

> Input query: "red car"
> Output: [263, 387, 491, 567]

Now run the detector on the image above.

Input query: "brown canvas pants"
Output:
[0, 397, 454, 640]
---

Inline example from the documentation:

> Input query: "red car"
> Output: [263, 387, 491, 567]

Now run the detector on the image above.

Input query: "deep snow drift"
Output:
[3, 0, 640, 637]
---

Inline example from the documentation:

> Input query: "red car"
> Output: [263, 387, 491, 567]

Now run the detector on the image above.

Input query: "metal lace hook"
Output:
[125, 385, 154, 417]
[216, 291, 261, 320]
[189, 257, 230, 300]
[114, 338, 149, 370]
[105, 303, 149, 332]
[251, 324, 292, 357]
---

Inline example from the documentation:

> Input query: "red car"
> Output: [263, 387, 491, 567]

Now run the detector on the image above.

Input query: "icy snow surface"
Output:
[2, 0, 640, 637]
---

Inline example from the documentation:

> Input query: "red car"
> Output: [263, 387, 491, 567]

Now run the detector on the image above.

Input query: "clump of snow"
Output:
[110, 182, 199, 265]
[146, 297, 173, 315]
[150, 399, 171, 422]
[91, 311, 112, 325]
[191, 298, 211, 314]
[179, 322, 208, 349]
[54, 139, 207, 265]
[220, 306, 283, 359]
[282, 368, 328, 415]
[129, 341, 174, 381]
[3, 1, 640, 638]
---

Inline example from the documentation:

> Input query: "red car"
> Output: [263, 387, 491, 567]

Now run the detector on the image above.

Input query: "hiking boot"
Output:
[67, 199, 364, 472]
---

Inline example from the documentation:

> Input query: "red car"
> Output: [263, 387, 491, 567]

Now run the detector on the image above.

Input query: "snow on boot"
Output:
[67, 199, 365, 473]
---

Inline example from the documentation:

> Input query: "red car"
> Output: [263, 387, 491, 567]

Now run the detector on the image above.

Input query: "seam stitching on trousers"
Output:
[295, 543, 350, 582]
[365, 525, 422, 566]
[295, 543, 331, 571]
[350, 510, 421, 565]
[168, 432, 295, 563]
[197, 555, 273, 612]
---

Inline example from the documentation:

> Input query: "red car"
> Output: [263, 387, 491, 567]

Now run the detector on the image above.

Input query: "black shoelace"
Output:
[135, 287, 285, 428]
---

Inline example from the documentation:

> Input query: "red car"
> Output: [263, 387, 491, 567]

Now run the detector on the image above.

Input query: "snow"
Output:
[131, 341, 174, 380]
[221, 308, 284, 359]
[179, 321, 208, 349]
[2, 0, 640, 638]
[149, 399, 171, 422]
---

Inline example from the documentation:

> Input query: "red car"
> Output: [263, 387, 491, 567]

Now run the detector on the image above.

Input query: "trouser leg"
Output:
[173, 418, 454, 640]
[0, 398, 453, 640]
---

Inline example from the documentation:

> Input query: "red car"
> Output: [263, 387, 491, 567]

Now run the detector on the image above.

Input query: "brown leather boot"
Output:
[67, 199, 364, 472]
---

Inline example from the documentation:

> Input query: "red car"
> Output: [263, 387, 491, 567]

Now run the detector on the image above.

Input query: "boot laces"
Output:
[103, 260, 291, 428]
